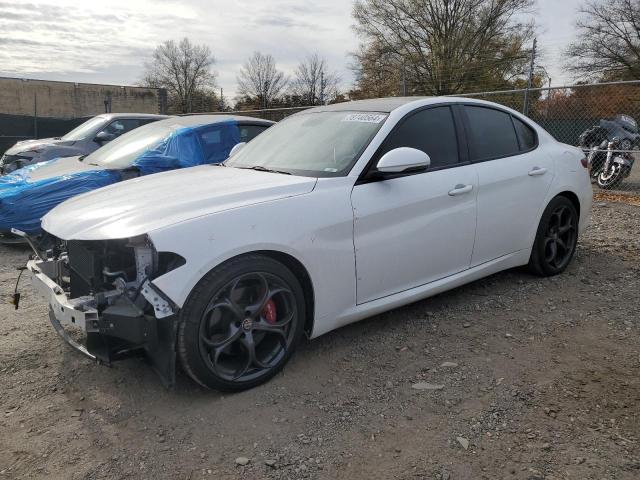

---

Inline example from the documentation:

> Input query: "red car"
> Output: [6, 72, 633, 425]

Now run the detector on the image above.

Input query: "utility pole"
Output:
[401, 63, 407, 96]
[523, 37, 537, 116]
[219, 88, 224, 111]
[320, 70, 325, 105]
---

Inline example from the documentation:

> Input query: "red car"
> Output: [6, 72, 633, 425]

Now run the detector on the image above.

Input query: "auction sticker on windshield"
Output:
[342, 113, 387, 124]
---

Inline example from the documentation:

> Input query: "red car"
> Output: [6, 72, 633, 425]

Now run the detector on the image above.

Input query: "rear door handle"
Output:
[528, 167, 547, 176]
[448, 184, 473, 196]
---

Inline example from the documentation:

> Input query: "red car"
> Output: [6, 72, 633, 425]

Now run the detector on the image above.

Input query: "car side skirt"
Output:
[311, 248, 530, 338]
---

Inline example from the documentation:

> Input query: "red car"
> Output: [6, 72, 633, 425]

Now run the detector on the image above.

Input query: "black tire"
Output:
[177, 254, 306, 391]
[528, 196, 579, 277]
[597, 164, 624, 189]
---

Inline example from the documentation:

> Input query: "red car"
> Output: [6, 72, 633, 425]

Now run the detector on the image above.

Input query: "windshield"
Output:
[62, 116, 108, 141]
[225, 111, 388, 177]
[85, 120, 173, 168]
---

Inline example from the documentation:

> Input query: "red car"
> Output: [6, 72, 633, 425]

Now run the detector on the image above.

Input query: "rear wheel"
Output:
[177, 255, 306, 391]
[528, 196, 578, 276]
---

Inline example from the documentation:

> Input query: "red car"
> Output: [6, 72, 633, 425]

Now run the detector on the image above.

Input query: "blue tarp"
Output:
[0, 121, 241, 235]
[132, 122, 241, 174]
[0, 164, 120, 234]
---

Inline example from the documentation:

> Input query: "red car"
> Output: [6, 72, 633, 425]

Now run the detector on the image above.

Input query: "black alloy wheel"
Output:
[529, 196, 579, 276]
[178, 255, 306, 391]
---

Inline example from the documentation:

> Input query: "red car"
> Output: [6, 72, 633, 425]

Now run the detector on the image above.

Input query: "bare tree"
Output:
[349, 41, 403, 99]
[236, 52, 288, 108]
[566, 0, 640, 80]
[141, 38, 217, 113]
[290, 54, 341, 105]
[352, 0, 535, 96]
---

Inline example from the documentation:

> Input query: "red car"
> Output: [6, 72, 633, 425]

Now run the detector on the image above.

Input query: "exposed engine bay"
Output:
[25, 233, 185, 387]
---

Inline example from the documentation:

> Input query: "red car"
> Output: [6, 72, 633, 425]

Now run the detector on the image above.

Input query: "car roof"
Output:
[309, 97, 426, 113]
[170, 114, 275, 126]
[303, 96, 513, 114]
[99, 113, 170, 120]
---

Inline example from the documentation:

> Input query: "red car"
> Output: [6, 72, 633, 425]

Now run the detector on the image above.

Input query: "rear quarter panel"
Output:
[546, 144, 592, 234]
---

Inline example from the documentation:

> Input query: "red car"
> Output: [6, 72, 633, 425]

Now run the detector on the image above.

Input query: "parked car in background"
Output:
[0, 115, 273, 241]
[25, 97, 592, 391]
[0, 113, 169, 174]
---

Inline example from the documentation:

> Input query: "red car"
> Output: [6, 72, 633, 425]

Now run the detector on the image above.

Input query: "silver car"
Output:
[0, 113, 168, 174]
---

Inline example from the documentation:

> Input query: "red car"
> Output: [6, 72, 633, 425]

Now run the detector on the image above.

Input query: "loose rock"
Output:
[411, 382, 444, 391]
[456, 436, 469, 450]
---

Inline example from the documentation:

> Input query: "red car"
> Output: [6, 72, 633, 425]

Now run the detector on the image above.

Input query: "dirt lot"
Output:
[1, 202, 639, 480]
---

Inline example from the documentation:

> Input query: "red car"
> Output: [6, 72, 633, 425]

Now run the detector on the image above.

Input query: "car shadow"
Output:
[55, 244, 626, 409]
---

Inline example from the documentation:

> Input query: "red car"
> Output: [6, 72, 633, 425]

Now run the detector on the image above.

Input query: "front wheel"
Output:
[597, 164, 624, 189]
[528, 196, 579, 276]
[177, 255, 306, 391]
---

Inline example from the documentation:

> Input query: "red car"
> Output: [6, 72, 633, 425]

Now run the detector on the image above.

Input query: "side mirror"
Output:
[376, 147, 431, 174]
[94, 131, 114, 144]
[229, 142, 247, 157]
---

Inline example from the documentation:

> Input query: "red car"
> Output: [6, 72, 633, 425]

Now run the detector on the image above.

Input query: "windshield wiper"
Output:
[238, 165, 291, 175]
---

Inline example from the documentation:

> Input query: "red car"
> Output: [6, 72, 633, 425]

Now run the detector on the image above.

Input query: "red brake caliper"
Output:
[263, 299, 277, 325]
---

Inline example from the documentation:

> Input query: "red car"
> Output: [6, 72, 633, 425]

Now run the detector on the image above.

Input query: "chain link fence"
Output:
[459, 80, 640, 203]
[218, 106, 312, 122]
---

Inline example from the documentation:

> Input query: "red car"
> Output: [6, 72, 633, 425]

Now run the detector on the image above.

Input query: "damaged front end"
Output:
[25, 232, 184, 387]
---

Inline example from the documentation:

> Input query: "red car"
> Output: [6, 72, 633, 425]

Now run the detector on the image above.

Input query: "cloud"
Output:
[0, 0, 359, 98]
[0, 37, 45, 47]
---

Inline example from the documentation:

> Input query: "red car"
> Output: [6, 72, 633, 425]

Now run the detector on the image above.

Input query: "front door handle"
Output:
[528, 167, 547, 176]
[448, 184, 473, 196]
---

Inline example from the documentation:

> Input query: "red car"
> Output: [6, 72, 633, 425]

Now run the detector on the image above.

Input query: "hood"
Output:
[0, 156, 100, 187]
[5, 138, 74, 155]
[18, 156, 98, 180]
[0, 158, 119, 235]
[43, 165, 318, 240]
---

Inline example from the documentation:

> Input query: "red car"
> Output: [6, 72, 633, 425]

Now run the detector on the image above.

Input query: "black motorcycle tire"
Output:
[597, 164, 624, 189]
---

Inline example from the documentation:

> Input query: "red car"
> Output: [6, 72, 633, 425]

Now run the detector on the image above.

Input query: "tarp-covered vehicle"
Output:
[0, 115, 273, 241]
[0, 113, 169, 174]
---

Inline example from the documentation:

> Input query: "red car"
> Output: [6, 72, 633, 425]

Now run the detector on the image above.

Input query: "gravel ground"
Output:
[1, 202, 639, 480]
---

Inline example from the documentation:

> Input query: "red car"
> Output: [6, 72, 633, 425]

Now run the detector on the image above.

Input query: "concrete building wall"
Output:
[0, 77, 166, 118]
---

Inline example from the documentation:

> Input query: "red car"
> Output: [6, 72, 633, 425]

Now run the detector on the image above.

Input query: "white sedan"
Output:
[26, 97, 592, 390]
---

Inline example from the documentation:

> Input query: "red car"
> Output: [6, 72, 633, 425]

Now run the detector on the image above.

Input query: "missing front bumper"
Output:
[28, 258, 179, 387]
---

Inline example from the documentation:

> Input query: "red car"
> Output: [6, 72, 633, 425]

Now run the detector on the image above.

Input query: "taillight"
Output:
[580, 156, 589, 169]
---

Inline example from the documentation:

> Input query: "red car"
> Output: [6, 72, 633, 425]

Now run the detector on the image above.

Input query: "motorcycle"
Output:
[588, 137, 636, 189]
[579, 114, 640, 152]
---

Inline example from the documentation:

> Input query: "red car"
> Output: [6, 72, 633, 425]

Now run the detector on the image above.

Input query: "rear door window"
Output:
[465, 106, 520, 161]
[513, 117, 537, 151]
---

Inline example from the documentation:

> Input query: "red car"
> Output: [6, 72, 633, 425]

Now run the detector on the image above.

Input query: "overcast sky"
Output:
[0, 0, 583, 100]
